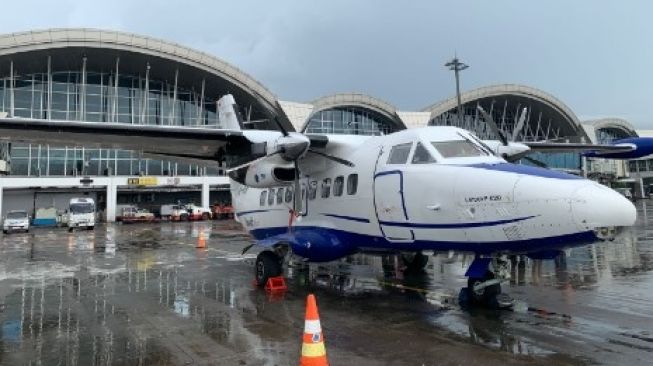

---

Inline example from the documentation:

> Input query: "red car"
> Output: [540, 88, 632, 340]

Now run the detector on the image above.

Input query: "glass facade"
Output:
[596, 128, 629, 144]
[429, 101, 585, 171]
[523, 152, 581, 171]
[1, 61, 226, 177]
[304, 107, 397, 135]
[429, 101, 575, 142]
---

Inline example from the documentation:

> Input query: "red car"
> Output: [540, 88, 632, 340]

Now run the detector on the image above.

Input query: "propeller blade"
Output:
[307, 149, 355, 167]
[477, 105, 508, 146]
[293, 161, 303, 214]
[522, 155, 548, 168]
[272, 117, 289, 137]
[511, 107, 527, 142]
[225, 151, 280, 173]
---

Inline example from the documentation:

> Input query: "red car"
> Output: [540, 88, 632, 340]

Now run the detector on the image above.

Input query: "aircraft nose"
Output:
[571, 184, 636, 230]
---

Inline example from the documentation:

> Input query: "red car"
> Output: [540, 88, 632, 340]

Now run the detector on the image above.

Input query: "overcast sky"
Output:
[2, 1, 651, 126]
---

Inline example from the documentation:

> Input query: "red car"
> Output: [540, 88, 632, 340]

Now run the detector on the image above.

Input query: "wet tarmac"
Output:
[1, 204, 653, 365]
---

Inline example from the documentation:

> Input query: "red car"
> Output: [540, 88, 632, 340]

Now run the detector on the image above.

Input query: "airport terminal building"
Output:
[0, 28, 644, 220]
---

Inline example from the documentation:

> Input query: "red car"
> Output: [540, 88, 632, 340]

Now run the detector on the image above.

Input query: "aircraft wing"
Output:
[0, 117, 253, 163]
[523, 141, 634, 154]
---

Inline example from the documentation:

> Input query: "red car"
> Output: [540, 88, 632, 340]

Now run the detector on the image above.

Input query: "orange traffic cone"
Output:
[300, 294, 328, 366]
[196, 232, 206, 249]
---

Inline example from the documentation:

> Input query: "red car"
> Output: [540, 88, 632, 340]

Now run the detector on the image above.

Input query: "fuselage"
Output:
[232, 127, 636, 262]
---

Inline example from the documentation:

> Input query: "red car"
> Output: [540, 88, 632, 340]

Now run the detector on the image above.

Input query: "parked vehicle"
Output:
[614, 187, 634, 201]
[3, 210, 30, 234]
[116, 204, 138, 222]
[134, 208, 156, 221]
[118, 205, 156, 222]
[185, 204, 213, 220]
[212, 203, 234, 219]
[67, 198, 95, 231]
[161, 204, 186, 220]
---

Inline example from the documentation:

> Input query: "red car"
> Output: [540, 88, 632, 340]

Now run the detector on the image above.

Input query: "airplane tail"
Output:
[217, 94, 244, 130]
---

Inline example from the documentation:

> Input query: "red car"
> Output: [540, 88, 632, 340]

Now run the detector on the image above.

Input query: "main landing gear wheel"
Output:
[255, 251, 283, 287]
[460, 257, 514, 309]
[467, 271, 501, 304]
[402, 252, 429, 273]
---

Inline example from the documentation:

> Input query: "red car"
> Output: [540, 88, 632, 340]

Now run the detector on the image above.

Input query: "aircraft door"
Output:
[374, 170, 414, 242]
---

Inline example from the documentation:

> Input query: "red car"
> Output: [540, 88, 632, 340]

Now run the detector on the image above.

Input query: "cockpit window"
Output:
[387, 143, 413, 164]
[432, 140, 487, 158]
[411, 142, 436, 164]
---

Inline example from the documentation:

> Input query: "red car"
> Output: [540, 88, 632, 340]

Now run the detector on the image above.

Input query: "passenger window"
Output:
[412, 142, 436, 164]
[276, 188, 284, 204]
[333, 176, 344, 196]
[347, 174, 358, 195]
[387, 143, 412, 164]
[321, 178, 332, 198]
[268, 188, 275, 205]
[260, 191, 267, 206]
[308, 181, 317, 200]
[285, 187, 293, 203]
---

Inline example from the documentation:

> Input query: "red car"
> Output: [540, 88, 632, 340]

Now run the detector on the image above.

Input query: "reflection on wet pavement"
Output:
[0, 204, 652, 365]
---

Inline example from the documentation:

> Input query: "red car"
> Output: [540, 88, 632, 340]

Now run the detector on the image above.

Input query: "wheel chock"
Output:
[265, 276, 288, 292]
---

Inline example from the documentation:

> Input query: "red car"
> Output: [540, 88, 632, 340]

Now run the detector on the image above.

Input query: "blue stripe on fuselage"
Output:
[235, 208, 286, 217]
[321, 213, 370, 223]
[249, 225, 599, 260]
[379, 215, 536, 229]
[466, 163, 582, 180]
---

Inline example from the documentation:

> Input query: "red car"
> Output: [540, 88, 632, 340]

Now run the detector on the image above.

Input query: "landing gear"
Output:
[402, 252, 429, 273]
[467, 271, 501, 304]
[460, 256, 514, 309]
[255, 251, 283, 287]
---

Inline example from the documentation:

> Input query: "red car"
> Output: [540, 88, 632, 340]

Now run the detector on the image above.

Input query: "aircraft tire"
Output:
[255, 251, 282, 287]
[403, 252, 429, 273]
[467, 271, 501, 304]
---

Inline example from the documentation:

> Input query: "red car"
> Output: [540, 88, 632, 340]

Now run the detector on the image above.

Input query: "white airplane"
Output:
[0, 95, 640, 306]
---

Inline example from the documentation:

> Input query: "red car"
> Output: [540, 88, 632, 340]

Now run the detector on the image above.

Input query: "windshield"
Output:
[7, 211, 27, 219]
[432, 140, 488, 158]
[70, 203, 94, 214]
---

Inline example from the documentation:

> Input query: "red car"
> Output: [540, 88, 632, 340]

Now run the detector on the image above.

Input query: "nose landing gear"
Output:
[460, 256, 514, 309]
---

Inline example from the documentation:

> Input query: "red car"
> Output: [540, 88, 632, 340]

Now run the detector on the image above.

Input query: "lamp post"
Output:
[445, 57, 468, 126]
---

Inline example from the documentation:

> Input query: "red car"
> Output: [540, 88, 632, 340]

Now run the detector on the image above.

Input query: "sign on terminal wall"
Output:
[127, 177, 158, 186]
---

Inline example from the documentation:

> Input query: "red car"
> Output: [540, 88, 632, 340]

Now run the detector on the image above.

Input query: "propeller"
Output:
[477, 104, 545, 165]
[477, 105, 508, 145]
[477, 105, 529, 145]
[522, 155, 548, 168]
[511, 107, 528, 142]
[293, 160, 302, 214]
[307, 149, 355, 167]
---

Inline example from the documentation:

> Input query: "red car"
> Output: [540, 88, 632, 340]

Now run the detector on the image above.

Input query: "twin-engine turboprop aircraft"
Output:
[0, 94, 643, 305]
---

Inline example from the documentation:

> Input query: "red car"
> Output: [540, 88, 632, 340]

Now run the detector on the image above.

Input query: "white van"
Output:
[3, 210, 30, 234]
[67, 198, 95, 231]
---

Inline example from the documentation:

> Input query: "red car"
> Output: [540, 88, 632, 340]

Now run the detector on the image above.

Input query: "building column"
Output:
[0, 185, 3, 217]
[201, 181, 210, 208]
[106, 180, 117, 222]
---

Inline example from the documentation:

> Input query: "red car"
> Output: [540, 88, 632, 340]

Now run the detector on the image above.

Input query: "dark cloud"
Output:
[1, 0, 651, 126]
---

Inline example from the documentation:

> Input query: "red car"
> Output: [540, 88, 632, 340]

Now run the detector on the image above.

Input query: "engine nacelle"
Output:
[243, 161, 295, 188]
